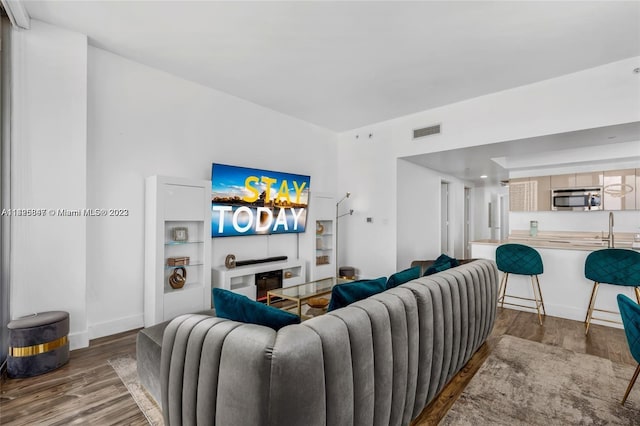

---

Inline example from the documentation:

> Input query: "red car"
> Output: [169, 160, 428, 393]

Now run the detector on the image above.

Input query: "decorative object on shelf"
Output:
[336, 192, 354, 277]
[169, 267, 187, 289]
[307, 297, 329, 309]
[316, 221, 324, 235]
[530, 220, 538, 237]
[316, 255, 330, 265]
[172, 227, 189, 242]
[167, 256, 190, 266]
[225, 254, 236, 269]
[339, 266, 356, 279]
[284, 271, 293, 279]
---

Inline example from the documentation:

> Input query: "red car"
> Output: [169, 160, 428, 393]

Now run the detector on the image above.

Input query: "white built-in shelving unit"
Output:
[144, 176, 212, 326]
[308, 193, 336, 281]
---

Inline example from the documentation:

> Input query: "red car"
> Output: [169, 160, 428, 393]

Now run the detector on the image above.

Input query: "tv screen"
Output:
[211, 163, 310, 237]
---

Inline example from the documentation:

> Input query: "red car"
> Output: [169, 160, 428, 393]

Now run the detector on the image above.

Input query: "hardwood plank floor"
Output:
[0, 308, 635, 425]
[0, 330, 147, 425]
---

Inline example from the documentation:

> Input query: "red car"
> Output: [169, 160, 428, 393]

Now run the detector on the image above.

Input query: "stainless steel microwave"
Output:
[551, 188, 602, 211]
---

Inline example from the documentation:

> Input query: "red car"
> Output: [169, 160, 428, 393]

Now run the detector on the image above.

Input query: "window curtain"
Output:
[1, 16, 11, 370]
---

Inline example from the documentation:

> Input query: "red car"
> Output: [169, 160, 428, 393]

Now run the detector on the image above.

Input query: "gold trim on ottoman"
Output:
[9, 335, 68, 357]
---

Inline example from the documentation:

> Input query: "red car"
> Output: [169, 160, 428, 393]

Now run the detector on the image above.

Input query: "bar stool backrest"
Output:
[496, 244, 543, 276]
[585, 249, 640, 287]
[618, 294, 640, 365]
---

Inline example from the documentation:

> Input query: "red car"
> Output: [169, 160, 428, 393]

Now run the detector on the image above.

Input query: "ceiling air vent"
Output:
[413, 124, 441, 140]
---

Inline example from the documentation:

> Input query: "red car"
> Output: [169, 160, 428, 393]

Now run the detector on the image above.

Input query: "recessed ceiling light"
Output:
[480, 175, 488, 179]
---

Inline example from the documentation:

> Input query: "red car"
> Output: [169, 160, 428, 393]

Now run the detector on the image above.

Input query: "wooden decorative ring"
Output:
[169, 267, 187, 289]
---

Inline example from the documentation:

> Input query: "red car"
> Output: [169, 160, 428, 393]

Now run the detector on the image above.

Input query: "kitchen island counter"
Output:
[471, 233, 639, 329]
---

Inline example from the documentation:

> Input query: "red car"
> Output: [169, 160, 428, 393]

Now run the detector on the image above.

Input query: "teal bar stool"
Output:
[617, 294, 640, 405]
[496, 243, 545, 325]
[584, 248, 640, 335]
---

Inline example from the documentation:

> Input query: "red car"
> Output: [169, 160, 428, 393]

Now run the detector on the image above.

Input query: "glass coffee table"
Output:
[266, 277, 352, 319]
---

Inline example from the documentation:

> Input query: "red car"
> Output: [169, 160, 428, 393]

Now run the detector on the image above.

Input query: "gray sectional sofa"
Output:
[137, 259, 498, 426]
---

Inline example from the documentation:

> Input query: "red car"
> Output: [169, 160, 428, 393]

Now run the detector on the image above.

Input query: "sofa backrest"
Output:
[161, 259, 498, 426]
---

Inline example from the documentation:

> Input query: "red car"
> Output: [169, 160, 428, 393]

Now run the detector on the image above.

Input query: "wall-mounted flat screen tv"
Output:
[211, 163, 310, 237]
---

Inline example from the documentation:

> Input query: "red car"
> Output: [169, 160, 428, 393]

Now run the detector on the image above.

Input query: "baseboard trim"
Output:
[89, 314, 144, 340]
[69, 330, 89, 350]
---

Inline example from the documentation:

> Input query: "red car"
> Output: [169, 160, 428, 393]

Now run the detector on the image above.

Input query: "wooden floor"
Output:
[0, 330, 147, 425]
[0, 308, 635, 426]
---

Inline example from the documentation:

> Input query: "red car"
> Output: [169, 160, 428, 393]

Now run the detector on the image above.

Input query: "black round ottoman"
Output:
[7, 311, 70, 378]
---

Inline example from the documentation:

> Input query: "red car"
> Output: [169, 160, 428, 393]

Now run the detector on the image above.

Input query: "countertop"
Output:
[471, 230, 639, 251]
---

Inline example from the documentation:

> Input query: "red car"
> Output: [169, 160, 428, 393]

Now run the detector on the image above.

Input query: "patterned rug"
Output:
[108, 356, 164, 426]
[442, 335, 640, 425]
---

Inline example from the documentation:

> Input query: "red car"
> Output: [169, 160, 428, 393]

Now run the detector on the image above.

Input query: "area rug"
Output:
[442, 335, 639, 425]
[108, 356, 164, 426]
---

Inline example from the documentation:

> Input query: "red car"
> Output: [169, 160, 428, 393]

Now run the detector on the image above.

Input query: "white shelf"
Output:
[144, 176, 212, 326]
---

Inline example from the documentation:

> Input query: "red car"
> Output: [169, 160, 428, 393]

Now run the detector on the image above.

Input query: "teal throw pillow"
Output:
[212, 288, 300, 331]
[424, 254, 459, 276]
[327, 276, 387, 312]
[386, 266, 421, 289]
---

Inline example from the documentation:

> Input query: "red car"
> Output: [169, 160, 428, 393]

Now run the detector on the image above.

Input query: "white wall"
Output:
[9, 18, 338, 346]
[396, 160, 440, 269]
[335, 127, 396, 279]
[10, 21, 89, 348]
[86, 47, 337, 338]
[338, 56, 640, 278]
[396, 160, 471, 271]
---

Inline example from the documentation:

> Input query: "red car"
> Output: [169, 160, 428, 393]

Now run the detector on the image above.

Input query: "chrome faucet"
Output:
[602, 211, 615, 248]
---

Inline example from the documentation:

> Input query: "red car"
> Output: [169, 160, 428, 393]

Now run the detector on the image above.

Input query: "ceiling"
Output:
[404, 122, 640, 186]
[21, 1, 640, 132]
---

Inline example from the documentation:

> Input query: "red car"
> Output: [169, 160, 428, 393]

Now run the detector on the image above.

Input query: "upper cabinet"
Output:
[575, 172, 603, 188]
[513, 170, 638, 211]
[550, 173, 574, 189]
[533, 176, 551, 211]
[509, 176, 551, 211]
[550, 172, 603, 188]
[603, 169, 636, 211]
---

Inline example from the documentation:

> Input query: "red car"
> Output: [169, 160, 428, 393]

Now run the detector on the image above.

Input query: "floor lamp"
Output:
[336, 192, 353, 277]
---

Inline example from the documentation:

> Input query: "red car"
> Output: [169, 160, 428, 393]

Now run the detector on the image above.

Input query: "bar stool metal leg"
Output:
[534, 275, 546, 316]
[498, 272, 509, 308]
[530, 276, 543, 325]
[585, 282, 600, 335]
[622, 364, 640, 405]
